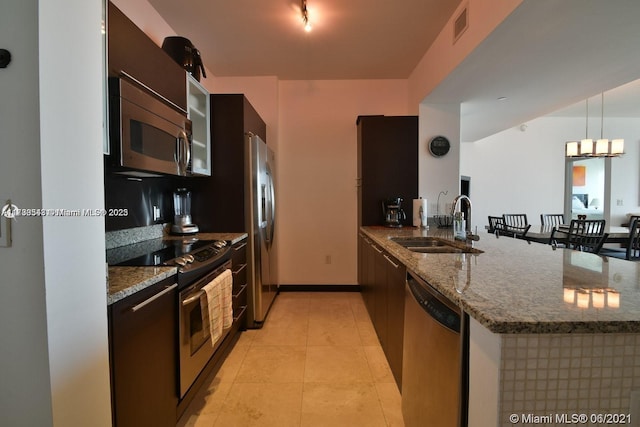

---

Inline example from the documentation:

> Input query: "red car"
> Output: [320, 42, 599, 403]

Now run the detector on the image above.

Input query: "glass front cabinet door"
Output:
[187, 75, 211, 176]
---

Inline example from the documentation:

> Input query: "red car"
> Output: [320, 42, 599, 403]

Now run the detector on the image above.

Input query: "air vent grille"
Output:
[453, 6, 468, 43]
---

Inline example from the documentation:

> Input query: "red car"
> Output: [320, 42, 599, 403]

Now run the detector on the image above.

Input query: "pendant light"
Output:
[566, 93, 624, 158]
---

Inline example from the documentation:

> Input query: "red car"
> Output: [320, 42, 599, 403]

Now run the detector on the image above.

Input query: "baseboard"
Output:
[278, 284, 361, 292]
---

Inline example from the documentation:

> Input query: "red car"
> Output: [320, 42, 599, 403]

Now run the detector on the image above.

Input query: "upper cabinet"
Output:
[107, 1, 187, 112]
[187, 76, 211, 176]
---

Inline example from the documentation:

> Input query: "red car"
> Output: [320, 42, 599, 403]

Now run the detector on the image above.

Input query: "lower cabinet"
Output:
[231, 238, 249, 329]
[109, 276, 178, 427]
[358, 233, 405, 388]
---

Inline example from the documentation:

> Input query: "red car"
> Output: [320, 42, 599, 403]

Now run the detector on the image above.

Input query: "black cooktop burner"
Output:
[110, 239, 225, 267]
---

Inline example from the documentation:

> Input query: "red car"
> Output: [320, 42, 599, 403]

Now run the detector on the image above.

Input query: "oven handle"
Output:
[182, 290, 205, 307]
[131, 283, 178, 312]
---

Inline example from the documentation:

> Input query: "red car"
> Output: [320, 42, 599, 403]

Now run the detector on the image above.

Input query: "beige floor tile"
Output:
[235, 345, 306, 383]
[375, 382, 405, 427]
[304, 345, 373, 383]
[301, 382, 387, 427]
[211, 340, 250, 383]
[364, 345, 396, 384]
[356, 319, 381, 345]
[179, 292, 406, 427]
[306, 316, 362, 346]
[251, 316, 309, 346]
[213, 382, 303, 427]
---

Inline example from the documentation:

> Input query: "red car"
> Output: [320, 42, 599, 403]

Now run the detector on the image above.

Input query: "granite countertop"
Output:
[107, 232, 247, 305]
[361, 226, 640, 334]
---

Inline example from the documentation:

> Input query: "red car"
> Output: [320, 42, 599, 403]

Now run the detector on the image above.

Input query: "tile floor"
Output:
[177, 291, 405, 427]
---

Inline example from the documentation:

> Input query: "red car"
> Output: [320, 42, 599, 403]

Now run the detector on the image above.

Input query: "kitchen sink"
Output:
[390, 237, 483, 254]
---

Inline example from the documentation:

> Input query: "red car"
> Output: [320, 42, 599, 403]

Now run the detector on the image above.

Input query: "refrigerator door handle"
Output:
[266, 167, 275, 246]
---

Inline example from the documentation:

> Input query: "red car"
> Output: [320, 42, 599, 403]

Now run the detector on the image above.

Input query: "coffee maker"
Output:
[382, 197, 406, 228]
[171, 188, 199, 235]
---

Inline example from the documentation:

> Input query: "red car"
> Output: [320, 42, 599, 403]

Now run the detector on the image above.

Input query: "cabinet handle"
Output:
[233, 242, 247, 251]
[383, 254, 400, 269]
[131, 283, 177, 312]
[372, 245, 383, 254]
[232, 263, 247, 275]
[233, 283, 248, 299]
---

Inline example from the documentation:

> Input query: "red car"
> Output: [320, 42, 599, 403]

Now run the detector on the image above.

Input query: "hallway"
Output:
[178, 292, 405, 426]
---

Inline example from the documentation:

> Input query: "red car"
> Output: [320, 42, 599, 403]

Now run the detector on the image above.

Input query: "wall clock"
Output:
[428, 136, 450, 157]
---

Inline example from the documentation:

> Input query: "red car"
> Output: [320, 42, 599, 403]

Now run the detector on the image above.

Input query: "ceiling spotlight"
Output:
[301, 0, 312, 32]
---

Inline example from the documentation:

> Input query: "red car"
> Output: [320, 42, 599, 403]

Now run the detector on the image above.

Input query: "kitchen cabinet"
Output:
[109, 276, 178, 427]
[187, 75, 211, 175]
[358, 233, 405, 388]
[191, 94, 266, 232]
[356, 115, 418, 227]
[231, 237, 249, 329]
[107, 1, 187, 111]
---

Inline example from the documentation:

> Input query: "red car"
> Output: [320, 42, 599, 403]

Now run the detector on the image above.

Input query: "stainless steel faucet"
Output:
[451, 195, 479, 241]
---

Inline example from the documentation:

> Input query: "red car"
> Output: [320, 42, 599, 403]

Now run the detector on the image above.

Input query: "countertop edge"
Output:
[360, 226, 640, 335]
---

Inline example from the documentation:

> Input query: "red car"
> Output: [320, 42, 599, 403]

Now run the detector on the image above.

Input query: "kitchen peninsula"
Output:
[360, 226, 640, 427]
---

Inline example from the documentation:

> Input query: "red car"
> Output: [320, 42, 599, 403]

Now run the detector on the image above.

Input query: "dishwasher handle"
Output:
[407, 272, 461, 333]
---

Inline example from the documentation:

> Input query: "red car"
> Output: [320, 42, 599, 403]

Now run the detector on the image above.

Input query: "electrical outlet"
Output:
[617, 199, 624, 206]
[325, 255, 332, 265]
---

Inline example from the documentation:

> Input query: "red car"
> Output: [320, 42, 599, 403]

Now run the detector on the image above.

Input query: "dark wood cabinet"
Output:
[231, 238, 249, 329]
[191, 94, 266, 232]
[385, 250, 406, 388]
[107, 1, 187, 111]
[358, 233, 405, 389]
[109, 276, 178, 427]
[357, 115, 418, 227]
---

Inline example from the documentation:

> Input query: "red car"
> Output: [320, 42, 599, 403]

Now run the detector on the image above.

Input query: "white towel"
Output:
[201, 269, 233, 346]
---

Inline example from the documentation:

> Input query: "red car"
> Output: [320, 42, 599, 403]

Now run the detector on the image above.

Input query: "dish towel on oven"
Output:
[201, 269, 233, 346]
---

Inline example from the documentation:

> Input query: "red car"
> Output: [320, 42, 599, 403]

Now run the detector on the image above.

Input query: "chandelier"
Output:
[565, 93, 624, 158]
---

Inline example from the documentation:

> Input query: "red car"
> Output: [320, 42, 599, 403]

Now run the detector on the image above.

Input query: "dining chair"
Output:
[601, 217, 640, 261]
[487, 216, 505, 235]
[540, 214, 565, 227]
[502, 214, 531, 239]
[552, 219, 607, 253]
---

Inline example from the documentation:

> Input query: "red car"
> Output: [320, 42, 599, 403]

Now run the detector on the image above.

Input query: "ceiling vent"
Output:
[453, 5, 469, 44]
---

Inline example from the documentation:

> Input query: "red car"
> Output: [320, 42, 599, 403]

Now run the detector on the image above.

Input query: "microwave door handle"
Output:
[183, 133, 191, 173]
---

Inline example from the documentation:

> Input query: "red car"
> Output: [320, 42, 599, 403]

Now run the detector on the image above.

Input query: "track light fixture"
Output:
[301, 0, 312, 32]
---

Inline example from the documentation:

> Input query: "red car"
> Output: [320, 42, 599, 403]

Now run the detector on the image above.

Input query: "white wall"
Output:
[0, 1, 53, 424]
[461, 116, 640, 231]
[278, 80, 409, 285]
[1, 1, 111, 426]
[39, 0, 113, 424]
[419, 103, 462, 217]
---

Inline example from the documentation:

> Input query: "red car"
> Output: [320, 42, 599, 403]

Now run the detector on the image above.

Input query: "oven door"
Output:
[178, 260, 231, 398]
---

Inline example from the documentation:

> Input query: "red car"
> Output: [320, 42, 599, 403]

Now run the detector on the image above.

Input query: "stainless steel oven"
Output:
[178, 259, 232, 398]
[108, 72, 192, 177]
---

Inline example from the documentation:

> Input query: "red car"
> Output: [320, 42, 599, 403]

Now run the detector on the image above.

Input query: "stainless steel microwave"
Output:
[108, 73, 192, 177]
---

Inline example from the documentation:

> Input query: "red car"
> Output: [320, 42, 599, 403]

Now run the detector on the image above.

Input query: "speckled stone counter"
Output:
[107, 232, 247, 305]
[107, 266, 177, 305]
[361, 226, 640, 334]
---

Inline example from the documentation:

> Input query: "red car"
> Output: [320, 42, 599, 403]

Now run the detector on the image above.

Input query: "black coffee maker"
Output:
[382, 197, 406, 228]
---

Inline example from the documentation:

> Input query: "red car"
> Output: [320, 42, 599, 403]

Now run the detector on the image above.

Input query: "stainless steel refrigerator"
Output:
[246, 133, 277, 326]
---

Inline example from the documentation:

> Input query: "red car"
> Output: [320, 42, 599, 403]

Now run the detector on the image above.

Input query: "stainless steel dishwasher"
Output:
[402, 270, 469, 427]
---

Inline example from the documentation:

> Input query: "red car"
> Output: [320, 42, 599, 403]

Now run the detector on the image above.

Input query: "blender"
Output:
[171, 188, 199, 235]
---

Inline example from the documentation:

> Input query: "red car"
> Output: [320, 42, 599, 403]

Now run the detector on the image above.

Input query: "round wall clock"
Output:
[428, 136, 450, 157]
